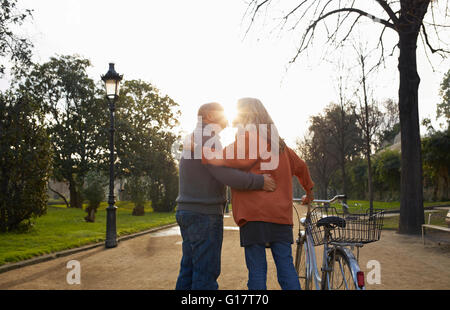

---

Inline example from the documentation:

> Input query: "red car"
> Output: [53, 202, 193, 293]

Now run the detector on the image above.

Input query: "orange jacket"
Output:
[202, 131, 314, 227]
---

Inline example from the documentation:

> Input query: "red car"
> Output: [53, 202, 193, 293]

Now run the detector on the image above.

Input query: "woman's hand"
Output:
[301, 191, 314, 205]
[262, 174, 276, 192]
[301, 191, 314, 219]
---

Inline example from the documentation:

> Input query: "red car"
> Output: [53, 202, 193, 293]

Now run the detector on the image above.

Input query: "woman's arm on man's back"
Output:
[202, 131, 258, 170]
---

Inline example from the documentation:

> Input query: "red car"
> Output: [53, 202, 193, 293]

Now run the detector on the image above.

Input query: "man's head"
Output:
[198, 102, 228, 130]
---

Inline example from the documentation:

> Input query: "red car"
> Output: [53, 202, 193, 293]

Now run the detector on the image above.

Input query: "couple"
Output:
[175, 98, 314, 290]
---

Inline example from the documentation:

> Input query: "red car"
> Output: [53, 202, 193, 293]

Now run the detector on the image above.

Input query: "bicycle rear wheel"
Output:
[294, 236, 311, 290]
[325, 247, 359, 290]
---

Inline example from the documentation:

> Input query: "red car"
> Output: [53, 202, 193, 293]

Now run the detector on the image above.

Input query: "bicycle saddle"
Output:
[316, 216, 346, 229]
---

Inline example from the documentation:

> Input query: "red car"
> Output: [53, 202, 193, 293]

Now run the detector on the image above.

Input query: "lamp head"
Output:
[101, 63, 123, 99]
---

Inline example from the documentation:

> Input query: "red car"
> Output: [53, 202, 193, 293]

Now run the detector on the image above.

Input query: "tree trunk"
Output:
[48, 182, 70, 208]
[69, 178, 77, 208]
[0, 167, 8, 232]
[397, 32, 425, 234]
[84, 206, 96, 222]
[341, 159, 347, 201]
[69, 177, 82, 209]
[360, 53, 374, 214]
[132, 204, 145, 216]
[339, 102, 348, 202]
[444, 174, 449, 201]
[367, 150, 374, 213]
[432, 178, 438, 201]
[0, 206, 5, 233]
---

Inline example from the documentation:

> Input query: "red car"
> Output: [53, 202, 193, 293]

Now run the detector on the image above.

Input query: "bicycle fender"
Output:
[336, 246, 365, 290]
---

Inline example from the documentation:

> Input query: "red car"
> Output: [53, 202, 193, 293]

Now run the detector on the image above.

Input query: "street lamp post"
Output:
[101, 63, 123, 249]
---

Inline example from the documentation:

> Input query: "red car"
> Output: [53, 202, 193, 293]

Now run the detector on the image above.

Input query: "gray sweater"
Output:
[176, 123, 264, 215]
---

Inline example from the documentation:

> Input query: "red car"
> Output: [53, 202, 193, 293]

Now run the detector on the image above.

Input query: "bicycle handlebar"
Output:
[293, 194, 347, 204]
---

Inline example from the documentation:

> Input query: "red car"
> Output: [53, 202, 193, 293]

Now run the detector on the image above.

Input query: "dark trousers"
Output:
[175, 210, 223, 290]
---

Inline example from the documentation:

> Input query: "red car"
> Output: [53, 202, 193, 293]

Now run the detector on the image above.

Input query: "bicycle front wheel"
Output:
[294, 235, 311, 290]
[325, 247, 360, 290]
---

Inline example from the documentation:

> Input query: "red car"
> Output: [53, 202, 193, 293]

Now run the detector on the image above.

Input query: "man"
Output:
[175, 102, 276, 290]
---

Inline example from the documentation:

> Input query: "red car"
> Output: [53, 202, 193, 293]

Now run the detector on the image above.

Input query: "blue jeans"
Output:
[244, 242, 301, 290]
[175, 210, 223, 290]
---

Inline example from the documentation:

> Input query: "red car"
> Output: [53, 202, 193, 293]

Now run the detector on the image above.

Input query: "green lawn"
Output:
[0, 201, 175, 266]
[382, 210, 449, 230]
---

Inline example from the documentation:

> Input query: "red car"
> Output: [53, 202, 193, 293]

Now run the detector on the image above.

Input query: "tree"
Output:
[82, 171, 106, 222]
[115, 80, 180, 214]
[373, 149, 401, 201]
[150, 158, 179, 212]
[296, 123, 338, 199]
[0, 1, 51, 232]
[245, 0, 450, 234]
[0, 0, 33, 76]
[125, 176, 149, 216]
[422, 129, 450, 201]
[437, 69, 450, 128]
[321, 101, 363, 199]
[378, 98, 400, 148]
[348, 157, 369, 200]
[17, 55, 106, 209]
[353, 45, 383, 213]
[0, 91, 52, 232]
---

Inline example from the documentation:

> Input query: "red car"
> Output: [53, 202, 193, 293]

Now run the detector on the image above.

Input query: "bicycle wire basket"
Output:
[306, 206, 385, 246]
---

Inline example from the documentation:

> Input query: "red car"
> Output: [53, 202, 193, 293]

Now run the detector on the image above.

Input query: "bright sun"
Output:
[224, 104, 238, 126]
[221, 104, 238, 146]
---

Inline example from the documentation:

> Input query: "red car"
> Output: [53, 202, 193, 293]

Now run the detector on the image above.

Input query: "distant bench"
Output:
[421, 210, 450, 245]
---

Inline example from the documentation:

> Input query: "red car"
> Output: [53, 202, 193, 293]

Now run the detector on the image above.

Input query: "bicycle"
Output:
[293, 195, 384, 290]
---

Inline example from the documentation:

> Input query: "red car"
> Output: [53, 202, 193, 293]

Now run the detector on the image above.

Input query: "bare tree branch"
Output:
[423, 21, 450, 28]
[284, 0, 308, 21]
[245, 0, 447, 72]
[243, 0, 271, 38]
[316, 8, 396, 30]
[290, 7, 396, 63]
[419, 29, 437, 72]
[341, 14, 362, 43]
[421, 22, 450, 56]
[326, 1, 357, 46]
[48, 183, 70, 208]
[375, 0, 400, 25]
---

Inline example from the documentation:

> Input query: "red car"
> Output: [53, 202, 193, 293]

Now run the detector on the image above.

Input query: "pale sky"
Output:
[13, 0, 450, 147]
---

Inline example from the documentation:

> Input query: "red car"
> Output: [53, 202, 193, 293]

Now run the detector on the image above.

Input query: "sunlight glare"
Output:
[224, 104, 238, 127]
[220, 103, 238, 146]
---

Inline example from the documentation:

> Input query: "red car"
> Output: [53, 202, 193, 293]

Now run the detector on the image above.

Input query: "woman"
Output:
[202, 97, 314, 290]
